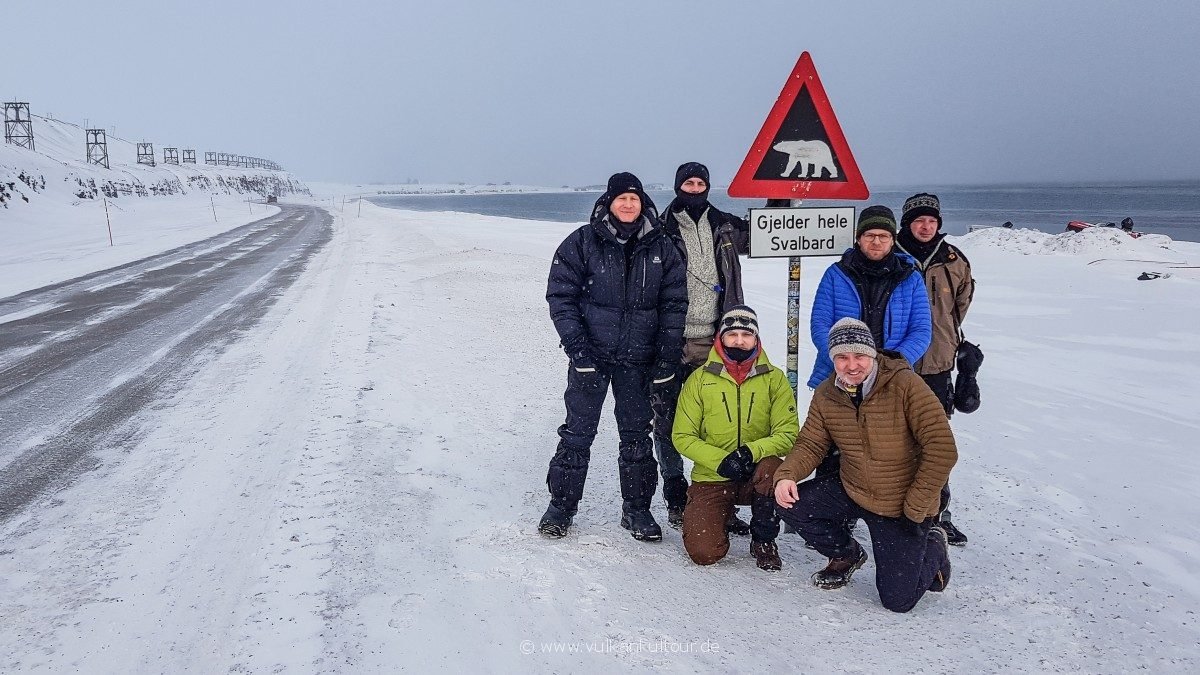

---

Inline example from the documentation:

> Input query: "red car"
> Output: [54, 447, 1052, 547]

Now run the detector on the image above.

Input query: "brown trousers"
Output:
[682, 456, 783, 565]
[681, 335, 715, 368]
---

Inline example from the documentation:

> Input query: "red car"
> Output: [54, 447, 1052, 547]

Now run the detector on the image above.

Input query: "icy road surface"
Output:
[0, 205, 332, 519]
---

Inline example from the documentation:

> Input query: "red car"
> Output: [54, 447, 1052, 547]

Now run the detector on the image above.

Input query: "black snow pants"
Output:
[920, 370, 954, 516]
[777, 472, 950, 613]
[548, 362, 657, 514]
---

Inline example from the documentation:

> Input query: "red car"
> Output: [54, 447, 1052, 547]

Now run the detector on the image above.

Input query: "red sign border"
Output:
[728, 52, 869, 200]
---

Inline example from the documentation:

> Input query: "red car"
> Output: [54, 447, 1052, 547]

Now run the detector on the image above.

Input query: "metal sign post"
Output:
[787, 256, 802, 393]
[749, 204, 855, 392]
[728, 51, 868, 398]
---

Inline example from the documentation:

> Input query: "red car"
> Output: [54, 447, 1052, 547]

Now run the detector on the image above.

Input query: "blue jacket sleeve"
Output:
[895, 271, 932, 366]
[806, 266, 842, 387]
[809, 266, 838, 353]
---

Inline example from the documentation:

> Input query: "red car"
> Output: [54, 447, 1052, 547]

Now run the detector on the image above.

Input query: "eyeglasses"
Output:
[860, 233, 894, 243]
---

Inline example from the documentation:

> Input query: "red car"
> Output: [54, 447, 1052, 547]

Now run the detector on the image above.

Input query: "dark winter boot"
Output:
[662, 475, 688, 529]
[667, 505, 685, 529]
[929, 523, 952, 592]
[620, 502, 662, 542]
[538, 503, 575, 539]
[751, 539, 783, 571]
[811, 540, 868, 590]
[938, 515, 968, 547]
[546, 441, 591, 509]
[726, 508, 751, 536]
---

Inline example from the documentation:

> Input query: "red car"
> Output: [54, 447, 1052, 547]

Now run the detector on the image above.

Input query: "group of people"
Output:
[539, 165, 976, 613]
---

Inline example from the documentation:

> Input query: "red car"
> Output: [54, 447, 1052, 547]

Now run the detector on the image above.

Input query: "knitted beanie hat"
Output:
[901, 193, 942, 231]
[718, 305, 759, 338]
[674, 162, 711, 196]
[604, 171, 649, 209]
[594, 171, 655, 227]
[828, 317, 877, 359]
[856, 205, 898, 238]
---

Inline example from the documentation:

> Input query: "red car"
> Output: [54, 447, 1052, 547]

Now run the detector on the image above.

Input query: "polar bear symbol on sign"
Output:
[772, 139, 838, 179]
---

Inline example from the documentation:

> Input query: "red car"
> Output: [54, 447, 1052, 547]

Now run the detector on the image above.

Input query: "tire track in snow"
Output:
[0, 205, 332, 521]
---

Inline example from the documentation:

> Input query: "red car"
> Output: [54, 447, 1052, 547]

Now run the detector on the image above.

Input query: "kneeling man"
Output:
[775, 318, 956, 612]
[673, 306, 799, 570]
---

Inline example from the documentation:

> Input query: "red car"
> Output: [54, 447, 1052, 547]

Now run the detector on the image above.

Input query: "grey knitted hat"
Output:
[828, 317, 877, 359]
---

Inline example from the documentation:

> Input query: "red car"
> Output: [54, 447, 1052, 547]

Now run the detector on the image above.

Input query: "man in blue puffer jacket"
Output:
[808, 205, 931, 390]
[540, 172, 688, 542]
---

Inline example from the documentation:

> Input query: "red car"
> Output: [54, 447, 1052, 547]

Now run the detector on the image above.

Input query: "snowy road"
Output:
[0, 205, 332, 520]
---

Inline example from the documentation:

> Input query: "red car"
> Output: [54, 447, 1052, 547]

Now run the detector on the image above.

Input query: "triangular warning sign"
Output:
[728, 52, 868, 200]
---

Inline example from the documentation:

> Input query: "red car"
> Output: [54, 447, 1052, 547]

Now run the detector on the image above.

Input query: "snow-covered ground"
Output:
[0, 195, 286, 299]
[1, 201, 1198, 672]
[1, 113, 311, 298]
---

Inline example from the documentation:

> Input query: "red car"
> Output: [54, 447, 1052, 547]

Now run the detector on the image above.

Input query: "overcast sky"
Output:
[6, 1, 1199, 188]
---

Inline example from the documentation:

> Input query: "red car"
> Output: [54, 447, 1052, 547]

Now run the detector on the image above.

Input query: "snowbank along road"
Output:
[0, 204, 332, 520]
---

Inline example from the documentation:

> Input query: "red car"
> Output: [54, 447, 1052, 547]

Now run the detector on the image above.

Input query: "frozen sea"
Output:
[370, 180, 1200, 242]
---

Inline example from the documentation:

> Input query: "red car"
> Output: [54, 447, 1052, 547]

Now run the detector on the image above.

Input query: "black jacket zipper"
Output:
[735, 387, 743, 447]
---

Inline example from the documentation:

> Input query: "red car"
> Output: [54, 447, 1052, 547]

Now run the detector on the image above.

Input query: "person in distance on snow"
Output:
[540, 172, 687, 542]
[775, 318, 956, 612]
[895, 193, 975, 546]
[671, 306, 798, 571]
[652, 161, 753, 533]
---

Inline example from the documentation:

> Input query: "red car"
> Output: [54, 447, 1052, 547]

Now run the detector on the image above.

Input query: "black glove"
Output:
[899, 516, 928, 539]
[716, 445, 756, 482]
[569, 345, 598, 370]
[568, 347, 603, 388]
[647, 361, 677, 417]
[649, 360, 676, 388]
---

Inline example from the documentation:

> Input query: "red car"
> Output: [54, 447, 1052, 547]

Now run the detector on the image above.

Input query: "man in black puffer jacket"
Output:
[541, 172, 688, 542]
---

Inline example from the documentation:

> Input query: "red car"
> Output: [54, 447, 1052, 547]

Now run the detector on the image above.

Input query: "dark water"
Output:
[370, 181, 1200, 242]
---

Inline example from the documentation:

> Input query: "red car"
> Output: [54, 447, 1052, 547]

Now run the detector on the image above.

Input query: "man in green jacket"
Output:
[672, 306, 799, 571]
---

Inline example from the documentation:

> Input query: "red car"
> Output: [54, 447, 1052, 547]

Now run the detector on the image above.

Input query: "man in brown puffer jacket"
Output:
[774, 318, 957, 613]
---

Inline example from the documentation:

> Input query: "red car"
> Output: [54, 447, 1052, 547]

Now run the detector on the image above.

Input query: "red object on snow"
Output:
[1065, 221, 1143, 238]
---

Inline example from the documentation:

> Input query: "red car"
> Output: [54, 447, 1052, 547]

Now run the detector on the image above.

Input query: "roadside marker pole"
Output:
[357, 197, 362, 218]
[787, 255, 802, 394]
[103, 198, 114, 246]
[211, 196, 218, 223]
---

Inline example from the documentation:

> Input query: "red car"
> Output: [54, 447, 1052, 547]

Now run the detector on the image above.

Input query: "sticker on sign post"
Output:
[748, 206, 855, 258]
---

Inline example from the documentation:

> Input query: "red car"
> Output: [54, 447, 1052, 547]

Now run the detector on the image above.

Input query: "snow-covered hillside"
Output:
[0, 113, 319, 298]
[1, 202, 1196, 672]
[0, 113, 307, 210]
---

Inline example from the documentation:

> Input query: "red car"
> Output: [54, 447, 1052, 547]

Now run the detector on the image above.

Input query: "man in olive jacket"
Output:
[653, 161, 752, 529]
[895, 193, 975, 546]
[774, 318, 956, 613]
[672, 306, 799, 571]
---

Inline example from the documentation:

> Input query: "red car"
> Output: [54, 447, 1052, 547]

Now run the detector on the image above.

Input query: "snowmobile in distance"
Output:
[1065, 217, 1143, 238]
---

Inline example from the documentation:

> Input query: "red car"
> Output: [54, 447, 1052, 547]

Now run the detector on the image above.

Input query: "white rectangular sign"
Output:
[748, 207, 856, 258]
